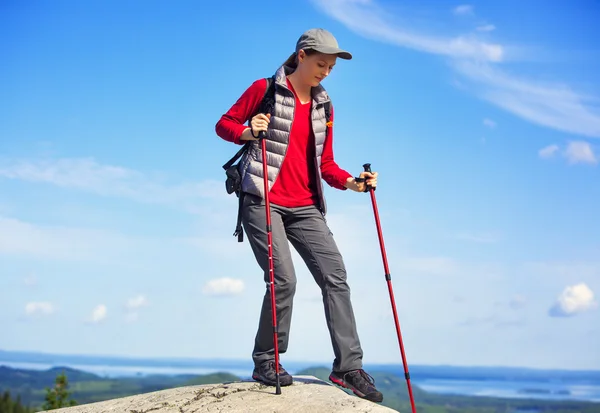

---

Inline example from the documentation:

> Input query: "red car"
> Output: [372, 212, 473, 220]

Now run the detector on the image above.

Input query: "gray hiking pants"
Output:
[241, 192, 364, 373]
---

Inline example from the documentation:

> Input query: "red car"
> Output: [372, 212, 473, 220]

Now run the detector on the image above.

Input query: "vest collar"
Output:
[273, 65, 331, 105]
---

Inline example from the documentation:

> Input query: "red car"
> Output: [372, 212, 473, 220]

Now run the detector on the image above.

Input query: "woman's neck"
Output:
[287, 71, 312, 104]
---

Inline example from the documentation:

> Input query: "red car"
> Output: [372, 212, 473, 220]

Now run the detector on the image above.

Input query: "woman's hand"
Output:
[241, 113, 271, 141]
[345, 171, 378, 192]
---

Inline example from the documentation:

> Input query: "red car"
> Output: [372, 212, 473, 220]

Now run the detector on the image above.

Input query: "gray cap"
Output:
[295, 28, 352, 60]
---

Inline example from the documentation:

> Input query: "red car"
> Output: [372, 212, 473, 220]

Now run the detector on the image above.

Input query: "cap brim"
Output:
[312, 46, 353, 60]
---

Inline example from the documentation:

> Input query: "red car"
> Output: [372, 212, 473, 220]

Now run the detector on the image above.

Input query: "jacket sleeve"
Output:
[215, 79, 267, 145]
[320, 104, 353, 190]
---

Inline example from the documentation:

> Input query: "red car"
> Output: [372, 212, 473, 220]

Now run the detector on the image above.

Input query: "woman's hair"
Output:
[282, 48, 318, 69]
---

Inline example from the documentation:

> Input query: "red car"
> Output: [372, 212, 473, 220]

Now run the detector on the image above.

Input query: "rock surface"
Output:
[42, 375, 399, 413]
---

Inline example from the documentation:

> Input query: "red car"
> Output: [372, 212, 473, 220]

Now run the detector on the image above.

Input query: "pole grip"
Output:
[362, 163, 374, 192]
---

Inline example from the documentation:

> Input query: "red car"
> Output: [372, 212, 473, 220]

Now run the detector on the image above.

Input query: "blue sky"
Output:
[1, 0, 599, 371]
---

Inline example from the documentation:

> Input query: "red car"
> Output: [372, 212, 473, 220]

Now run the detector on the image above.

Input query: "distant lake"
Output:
[416, 378, 600, 403]
[1, 360, 252, 379]
[2, 357, 600, 404]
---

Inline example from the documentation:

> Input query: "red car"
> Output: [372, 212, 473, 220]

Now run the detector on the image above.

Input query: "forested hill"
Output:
[0, 365, 238, 411]
[2, 365, 600, 413]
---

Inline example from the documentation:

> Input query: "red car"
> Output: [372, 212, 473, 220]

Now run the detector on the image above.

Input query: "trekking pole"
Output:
[359, 163, 417, 413]
[259, 130, 281, 395]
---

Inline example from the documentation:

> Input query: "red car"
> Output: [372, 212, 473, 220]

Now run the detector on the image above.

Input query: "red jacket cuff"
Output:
[233, 125, 249, 145]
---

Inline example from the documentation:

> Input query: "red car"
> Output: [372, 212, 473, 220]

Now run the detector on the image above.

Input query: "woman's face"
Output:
[297, 50, 337, 87]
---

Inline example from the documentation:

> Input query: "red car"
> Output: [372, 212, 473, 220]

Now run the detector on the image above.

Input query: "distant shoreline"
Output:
[1, 349, 600, 403]
[2, 349, 599, 375]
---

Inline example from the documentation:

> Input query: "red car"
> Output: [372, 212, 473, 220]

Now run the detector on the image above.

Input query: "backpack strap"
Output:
[221, 76, 275, 172]
[222, 141, 250, 171]
[257, 76, 276, 116]
[324, 101, 332, 136]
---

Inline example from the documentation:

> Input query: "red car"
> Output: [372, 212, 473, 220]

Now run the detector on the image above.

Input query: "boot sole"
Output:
[329, 374, 383, 403]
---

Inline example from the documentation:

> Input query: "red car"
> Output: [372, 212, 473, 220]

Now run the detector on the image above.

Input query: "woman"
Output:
[215, 28, 383, 403]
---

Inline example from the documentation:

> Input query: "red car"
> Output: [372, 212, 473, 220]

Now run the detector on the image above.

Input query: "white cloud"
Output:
[565, 141, 597, 164]
[483, 118, 497, 128]
[25, 301, 54, 316]
[90, 304, 107, 323]
[549, 283, 597, 317]
[126, 294, 148, 310]
[310, 0, 504, 62]
[123, 295, 148, 323]
[454, 61, 600, 138]
[202, 277, 245, 296]
[477, 24, 496, 32]
[539, 144, 559, 159]
[311, 0, 600, 138]
[538, 141, 597, 164]
[453, 4, 473, 16]
[0, 157, 226, 212]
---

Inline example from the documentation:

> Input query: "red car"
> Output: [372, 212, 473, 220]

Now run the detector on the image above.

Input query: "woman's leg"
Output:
[284, 205, 363, 373]
[242, 193, 296, 383]
[284, 204, 383, 402]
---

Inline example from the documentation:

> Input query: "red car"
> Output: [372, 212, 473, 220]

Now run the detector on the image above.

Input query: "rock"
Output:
[41, 375, 399, 413]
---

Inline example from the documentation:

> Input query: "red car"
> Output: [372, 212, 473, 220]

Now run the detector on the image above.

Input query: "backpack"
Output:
[222, 76, 332, 242]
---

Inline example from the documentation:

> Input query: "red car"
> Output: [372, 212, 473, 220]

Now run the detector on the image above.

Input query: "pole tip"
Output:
[275, 374, 281, 394]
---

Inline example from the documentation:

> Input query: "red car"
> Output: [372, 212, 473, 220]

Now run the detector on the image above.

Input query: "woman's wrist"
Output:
[240, 127, 257, 141]
[345, 177, 359, 192]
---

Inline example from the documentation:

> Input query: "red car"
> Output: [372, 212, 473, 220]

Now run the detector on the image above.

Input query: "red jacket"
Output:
[216, 77, 352, 209]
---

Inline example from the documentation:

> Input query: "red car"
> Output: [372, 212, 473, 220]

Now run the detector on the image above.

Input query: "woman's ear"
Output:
[297, 49, 305, 63]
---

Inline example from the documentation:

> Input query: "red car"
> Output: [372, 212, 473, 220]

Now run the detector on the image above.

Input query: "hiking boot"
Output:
[329, 369, 384, 403]
[252, 360, 293, 386]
